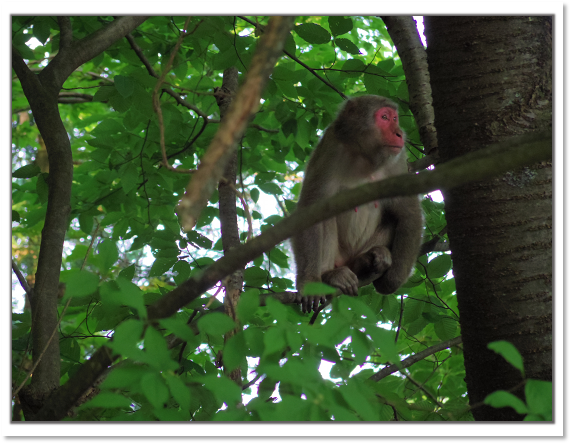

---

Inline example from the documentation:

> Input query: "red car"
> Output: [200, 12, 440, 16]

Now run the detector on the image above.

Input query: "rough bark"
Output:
[424, 16, 552, 421]
[12, 15, 148, 420]
[216, 67, 244, 385]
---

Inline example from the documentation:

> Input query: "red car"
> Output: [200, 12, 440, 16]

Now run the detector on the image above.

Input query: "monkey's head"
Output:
[333, 95, 405, 167]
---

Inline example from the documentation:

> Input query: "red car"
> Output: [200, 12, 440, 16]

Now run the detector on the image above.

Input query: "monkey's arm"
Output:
[374, 196, 423, 294]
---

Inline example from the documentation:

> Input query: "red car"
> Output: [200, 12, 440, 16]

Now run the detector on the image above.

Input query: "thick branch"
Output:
[40, 16, 148, 91]
[153, 131, 552, 320]
[381, 16, 438, 154]
[12, 16, 147, 418]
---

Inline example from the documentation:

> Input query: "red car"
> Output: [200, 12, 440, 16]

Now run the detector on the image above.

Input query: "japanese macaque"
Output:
[292, 95, 423, 313]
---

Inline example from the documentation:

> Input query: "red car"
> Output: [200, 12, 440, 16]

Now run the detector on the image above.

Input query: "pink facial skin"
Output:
[374, 107, 404, 154]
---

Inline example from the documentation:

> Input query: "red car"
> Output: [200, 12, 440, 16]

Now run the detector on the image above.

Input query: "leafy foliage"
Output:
[12, 16, 467, 421]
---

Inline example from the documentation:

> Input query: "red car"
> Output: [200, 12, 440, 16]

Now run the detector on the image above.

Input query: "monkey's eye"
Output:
[381, 114, 388, 120]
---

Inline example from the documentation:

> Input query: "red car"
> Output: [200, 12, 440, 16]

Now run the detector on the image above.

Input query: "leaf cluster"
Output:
[12, 15, 468, 422]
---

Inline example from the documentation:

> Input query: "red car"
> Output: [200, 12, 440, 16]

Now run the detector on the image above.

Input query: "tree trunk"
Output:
[424, 16, 552, 421]
[216, 67, 244, 385]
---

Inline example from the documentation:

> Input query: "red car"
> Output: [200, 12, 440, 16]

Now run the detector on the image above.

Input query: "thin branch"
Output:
[238, 16, 346, 100]
[12, 259, 32, 298]
[370, 336, 463, 382]
[152, 17, 196, 175]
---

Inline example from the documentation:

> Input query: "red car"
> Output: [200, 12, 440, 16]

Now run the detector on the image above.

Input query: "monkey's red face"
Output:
[374, 107, 404, 154]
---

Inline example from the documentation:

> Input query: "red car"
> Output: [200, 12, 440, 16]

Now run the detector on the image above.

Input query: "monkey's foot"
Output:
[322, 266, 359, 296]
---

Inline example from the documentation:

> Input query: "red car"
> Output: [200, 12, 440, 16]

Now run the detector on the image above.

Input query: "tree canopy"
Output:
[11, 16, 552, 425]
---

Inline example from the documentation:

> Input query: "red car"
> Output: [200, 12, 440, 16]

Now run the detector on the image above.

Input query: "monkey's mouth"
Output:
[387, 145, 403, 154]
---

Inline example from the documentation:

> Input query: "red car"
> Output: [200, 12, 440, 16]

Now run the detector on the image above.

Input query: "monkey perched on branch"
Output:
[292, 95, 423, 313]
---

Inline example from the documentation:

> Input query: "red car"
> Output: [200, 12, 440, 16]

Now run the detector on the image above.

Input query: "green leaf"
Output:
[266, 297, 288, 323]
[186, 230, 212, 249]
[488, 340, 525, 376]
[237, 289, 260, 324]
[258, 182, 283, 196]
[484, 390, 528, 415]
[114, 75, 135, 98]
[525, 379, 552, 420]
[341, 59, 365, 77]
[165, 373, 192, 411]
[351, 329, 371, 365]
[91, 118, 125, 137]
[12, 210, 20, 223]
[427, 254, 452, 279]
[159, 317, 199, 346]
[266, 247, 289, 269]
[118, 264, 136, 281]
[294, 23, 331, 45]
[148, 257, 178, 277]
[60, 337, 81, 362]
[302, 281, 336, 296]
[115, 277, 147, 319]
[222, 331, 247, 371]
[335, 38, 360, 55]
[198, 374, 242, 406]
[24, 206, 46, 228]
[263, 326, 286, 356]
[78, 213, 94, 235]
[108, 319, 145, 360]
[101, 365, 149, 390]
[100, 212, 124, 227]
[434, 316, 458, 341]
[143, 326, 178, 370]
[120, 163, 138, 194]
[329, 16, 353, 36]
[364, 72, 389, 96]
[97, 239, 119, 272]
[250, 187, 260, 203]
[272, 65, 296, 81]
[243, 266, 269, 287]
[141, 371, 170, 408]
[13, 164, 40, 178]
[172, 260, 190, 285]
[62, 270, 99, 299]
[244, 327, 264, 357]
[197, 312, 236, 336]
[32, 18, 52, 44]
[81, 392, 133, 409]
[339, 380, 378, 421]
[282, 119, 298, 138]
[366, 326, 399, 363]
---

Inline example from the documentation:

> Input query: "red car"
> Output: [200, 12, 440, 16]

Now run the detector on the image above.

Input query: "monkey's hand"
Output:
[322, 266, 359, 297]
[298, 267, 358, 313]
[299, 294, 327, 313]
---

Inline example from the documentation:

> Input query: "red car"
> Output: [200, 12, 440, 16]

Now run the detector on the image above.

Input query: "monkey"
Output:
[292, 95, 423, 313]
